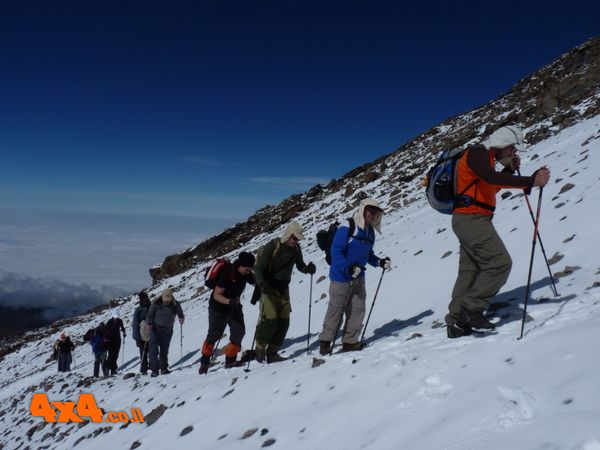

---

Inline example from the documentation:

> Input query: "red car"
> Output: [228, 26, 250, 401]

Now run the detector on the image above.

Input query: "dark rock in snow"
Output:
[241, 428, 258, 439]
[414, 250, 423, 256]
[319, 293, 327, 300]
[554, 266, 581, 278]
[130, 441, 142, 449]
[180, 426, 193, 436]
[311, 358, 326, 368]
[144, 404, 167, 426]
[563, 234, 576, 243]
[561, 182, 576, 195]
[262, 439, 276, 447]
[222, 389, 235, 398]
[316, 275, 326, 284]
[123, 373, 136, 380]
[441, 251, 453, 259]
[406, 333, 423, 341]
[261, 428, 269, 436]
[548, 252, 564, 265]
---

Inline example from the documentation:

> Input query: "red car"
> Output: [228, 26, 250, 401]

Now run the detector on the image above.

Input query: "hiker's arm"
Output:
[176, 303, 185, 321]
[213, 286, 234, 305]
[331, 226, 351, 272]
[145, 305, 156, 326]
[295, 245, 309, 273]
[254, 241, 274, 288]
[132, 310, 139, 335]
[368, 248, 380, 268]
[213, 266, 234, 304]
[120, 319, 126, 335]
[467, 148, 534, 188]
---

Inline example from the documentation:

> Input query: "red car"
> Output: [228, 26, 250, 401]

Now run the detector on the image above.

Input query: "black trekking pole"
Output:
[245, 310, 261, 372]
[360, 268, 386, 344]
[307, 274, 313, 354]
[122, 339, 125, 366]
[519, 187, 544, 340]
[518, 170, 559, 296]
[330, 280, 355, 355]
[180, 323, 183, 361]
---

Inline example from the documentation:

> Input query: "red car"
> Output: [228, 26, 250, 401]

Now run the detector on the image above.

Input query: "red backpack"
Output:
[204, 258, 234, 289]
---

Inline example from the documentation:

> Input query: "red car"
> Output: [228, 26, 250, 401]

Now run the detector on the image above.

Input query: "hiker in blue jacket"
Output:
[319, 198, 391, 354]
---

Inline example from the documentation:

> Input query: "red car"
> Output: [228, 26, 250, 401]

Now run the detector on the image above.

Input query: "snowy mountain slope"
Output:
[1, 112, 600, 450]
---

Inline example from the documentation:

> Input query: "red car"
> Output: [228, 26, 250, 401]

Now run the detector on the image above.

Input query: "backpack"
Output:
[204, 258, 234, 289]
[425, 146, 496, 214]
[316, 218, 356, 265]
[139, 320, 150, 342]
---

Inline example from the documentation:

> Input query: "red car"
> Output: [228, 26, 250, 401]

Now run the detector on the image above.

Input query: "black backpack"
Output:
[317, 218, 356, 265]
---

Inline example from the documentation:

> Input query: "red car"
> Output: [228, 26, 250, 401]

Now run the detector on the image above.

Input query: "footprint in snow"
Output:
[415, 375, 453, 399]
[497, 386, 534, 426]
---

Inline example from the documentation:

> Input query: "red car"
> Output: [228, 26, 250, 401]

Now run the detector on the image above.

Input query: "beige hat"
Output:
[354, 198, 384, 233]
[281, 221, 305, 242]
[162, 288, 174, 303]
[482, 125, 526, 151]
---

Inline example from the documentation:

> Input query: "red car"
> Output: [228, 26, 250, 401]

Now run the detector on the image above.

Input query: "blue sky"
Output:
[0, 1, 598, 295]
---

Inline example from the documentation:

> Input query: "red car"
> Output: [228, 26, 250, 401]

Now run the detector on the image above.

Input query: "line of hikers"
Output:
[65, 125, 551, 377]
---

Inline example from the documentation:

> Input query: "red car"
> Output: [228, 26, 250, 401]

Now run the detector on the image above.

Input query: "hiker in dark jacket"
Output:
[145, 288, 185, 377]
[54, 331, 75, 372]
[89, 323, 109, 377]
[319, 198, 391, 355]
[104, 310, 126, 375]
[199, 252, 256, 374]
[132, 291, 151, 374]
[445, 125, 550, 338]
[253, 222, 316, 364]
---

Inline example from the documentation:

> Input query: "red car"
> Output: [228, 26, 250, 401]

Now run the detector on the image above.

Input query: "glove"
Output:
[379, 257, 391, 270]
[250, 285, 261, 305]
[306, 262, 316, 275]
[229, 298, 240, 308]
[349, 264, 362, 279]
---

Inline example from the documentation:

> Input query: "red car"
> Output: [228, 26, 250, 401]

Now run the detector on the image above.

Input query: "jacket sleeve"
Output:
[119, 319, 126, 334]
[176, 302, 185, 320]
[331, 225, 351, 273]
[295, 245, 308, 273]
[467, 147, 534, 189]
[132, 308, 140, 340]
[146, 304, 156, 326]
[254, 240, 275, 288]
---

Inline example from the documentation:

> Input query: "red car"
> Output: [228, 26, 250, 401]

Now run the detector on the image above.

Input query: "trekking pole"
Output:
[361, 268, 386, 344]
[518, 170, 559, 296]
[180, 323, 183, 361]
[122, 339, 125, 365]
[245, 309, 261, 372]
[519, 187, 544, 340]
[330, 280, 355, 355]
[307, 274, 313, 354]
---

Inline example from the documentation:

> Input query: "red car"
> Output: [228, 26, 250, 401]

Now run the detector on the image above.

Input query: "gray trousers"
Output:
[149, 326, 173, 372]
[445, 213, 512, 324]
[319, 278, 366, 345]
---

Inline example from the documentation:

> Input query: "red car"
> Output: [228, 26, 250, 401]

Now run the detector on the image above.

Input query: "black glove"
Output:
[306, 262, 316, 275]
[250, 285, 261, 305]
[379, 257, 391, 270]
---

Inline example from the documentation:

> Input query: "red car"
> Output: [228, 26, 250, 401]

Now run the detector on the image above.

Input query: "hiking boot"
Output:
[255, 348, 266, 363]
[460, 308, 496, 330]
[198, 363, 209, 375]
[446, 322, 472, 338]
[160, 368, 171, 375]
[140, 370, 148, 375]
[319, 340, 331, 356]
[150, 371, 159, 378]
[341, 342, 364, 353]
[224, 356, 244, 369]
[266, 353, 288, 364]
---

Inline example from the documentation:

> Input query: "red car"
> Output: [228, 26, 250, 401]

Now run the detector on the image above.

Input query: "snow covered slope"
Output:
[2, 111, 600, 450]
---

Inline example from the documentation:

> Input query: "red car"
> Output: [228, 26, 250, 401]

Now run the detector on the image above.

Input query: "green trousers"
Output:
[445, 213, 512, 324]
[255, 287, 291, 354]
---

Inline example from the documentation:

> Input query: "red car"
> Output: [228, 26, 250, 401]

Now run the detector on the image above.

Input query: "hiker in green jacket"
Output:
[254, 221, 316, 363]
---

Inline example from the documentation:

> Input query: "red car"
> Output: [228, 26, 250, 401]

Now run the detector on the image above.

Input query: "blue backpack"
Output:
[425, 148, 485, 214]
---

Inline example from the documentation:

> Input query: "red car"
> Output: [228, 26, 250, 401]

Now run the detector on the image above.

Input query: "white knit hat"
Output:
[281, 221, 305, 242]
[482, 125, 526, 151]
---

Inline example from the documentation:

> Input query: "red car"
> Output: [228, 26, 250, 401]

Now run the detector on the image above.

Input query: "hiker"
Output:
[445, 125, 551, 338]
[318, 199, 391, 355]
[198, 252, 256, 374]
[132, 290, 151, 374]
[54, 331, 75, 372]
[254, 221, 316, 363]
[89, 323, 109, 377]
[145, 288, 185, 377]
[104, 309, 126, 375]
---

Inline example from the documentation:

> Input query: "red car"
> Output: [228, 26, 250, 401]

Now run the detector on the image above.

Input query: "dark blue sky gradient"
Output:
[1, 1, 599, 218]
